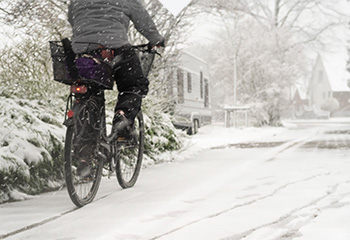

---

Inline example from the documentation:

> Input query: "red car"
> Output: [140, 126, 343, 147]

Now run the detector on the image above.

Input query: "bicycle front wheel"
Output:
[64, 125, 104, 207]
[115, 111, 144, 188]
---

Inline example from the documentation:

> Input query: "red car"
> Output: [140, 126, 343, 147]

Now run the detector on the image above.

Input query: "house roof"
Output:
[292, 85, 307, 100]
[320, 52, 350, 92]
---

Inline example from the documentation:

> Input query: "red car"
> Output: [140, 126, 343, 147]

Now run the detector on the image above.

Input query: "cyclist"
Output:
[67, 0, 165, 141]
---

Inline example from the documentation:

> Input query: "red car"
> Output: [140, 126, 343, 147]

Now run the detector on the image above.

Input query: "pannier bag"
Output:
[49, 40, 114, 90]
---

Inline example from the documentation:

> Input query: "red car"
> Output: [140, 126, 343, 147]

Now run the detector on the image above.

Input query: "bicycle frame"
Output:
[65, 84, 111, 159]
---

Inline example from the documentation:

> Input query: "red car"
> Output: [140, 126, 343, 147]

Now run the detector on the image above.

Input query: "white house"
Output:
[307, 54, 350, 116]
[308, 54, 333, 108]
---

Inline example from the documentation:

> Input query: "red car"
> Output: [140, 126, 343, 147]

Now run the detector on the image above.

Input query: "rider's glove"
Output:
[149, 37, 165, 49]
[155, 38, 165, 48]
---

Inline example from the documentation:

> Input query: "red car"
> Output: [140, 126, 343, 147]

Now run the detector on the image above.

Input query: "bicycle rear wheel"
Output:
[115, 111, 144, 188]
[64, 125, 104, 207]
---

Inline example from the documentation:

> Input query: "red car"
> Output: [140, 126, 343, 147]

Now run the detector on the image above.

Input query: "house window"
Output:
[187, 72, 192, 93]
[204, 79, 209, 108]
[200, 71, 204, 99]
[177, 69, 184, 104]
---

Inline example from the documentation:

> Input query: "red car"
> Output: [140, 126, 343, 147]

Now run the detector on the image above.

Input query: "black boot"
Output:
[108, 110, 130, 141]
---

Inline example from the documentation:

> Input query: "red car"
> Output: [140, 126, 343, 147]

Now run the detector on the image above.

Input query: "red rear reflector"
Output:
[67, 110, 74, 118]
[70, 85, 87, 94]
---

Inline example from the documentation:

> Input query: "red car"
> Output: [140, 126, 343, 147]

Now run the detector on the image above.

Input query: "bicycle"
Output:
[49, 38, 157, 207]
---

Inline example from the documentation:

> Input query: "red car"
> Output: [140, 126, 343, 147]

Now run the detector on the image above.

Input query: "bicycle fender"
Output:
[63, 118, 74, 127]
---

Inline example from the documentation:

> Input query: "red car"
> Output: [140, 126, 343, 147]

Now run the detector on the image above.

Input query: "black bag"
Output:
[49, 39, 114, 89]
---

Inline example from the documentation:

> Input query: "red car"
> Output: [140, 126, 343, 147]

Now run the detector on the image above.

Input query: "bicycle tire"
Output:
[64, 124, 104, 207]
[115, 111, 144, 188]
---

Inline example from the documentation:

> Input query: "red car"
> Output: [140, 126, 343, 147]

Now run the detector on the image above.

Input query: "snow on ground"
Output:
[158, 123, 292, 162]
[0, 121, 350, 240]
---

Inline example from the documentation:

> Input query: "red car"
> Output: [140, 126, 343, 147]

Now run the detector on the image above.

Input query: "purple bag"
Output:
[75, 56, 113, 89]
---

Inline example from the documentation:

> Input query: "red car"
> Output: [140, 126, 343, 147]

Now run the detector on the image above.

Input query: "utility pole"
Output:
[233, 27, 238, 106]
[232, 16, 238, 127]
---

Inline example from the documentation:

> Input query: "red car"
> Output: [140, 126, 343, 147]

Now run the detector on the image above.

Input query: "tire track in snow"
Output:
[211, 128, 323, 163]
[148, 173, 330, 240]
[0, 191, 114, 239]
[148, 132, 326, 240]
[220, 181, 350, 240]
[0, 209, 75, 240]
[265, 129, 325, 162]
[218, 131, 350, 240]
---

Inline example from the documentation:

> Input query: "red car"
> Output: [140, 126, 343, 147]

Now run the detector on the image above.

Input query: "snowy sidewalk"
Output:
[1, 123, 350, 240]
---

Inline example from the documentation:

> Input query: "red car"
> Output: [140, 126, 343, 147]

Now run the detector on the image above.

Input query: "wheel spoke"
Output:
[64, 122, 103, 207]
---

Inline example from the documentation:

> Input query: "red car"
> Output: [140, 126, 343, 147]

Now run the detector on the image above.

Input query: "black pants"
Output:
[112, 45, 149, 124]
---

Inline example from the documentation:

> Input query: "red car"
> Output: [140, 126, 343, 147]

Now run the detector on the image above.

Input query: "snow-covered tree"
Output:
[202, 0, 349, 126]
[0, 0, 70, 99]
[347, 40, 350, 88]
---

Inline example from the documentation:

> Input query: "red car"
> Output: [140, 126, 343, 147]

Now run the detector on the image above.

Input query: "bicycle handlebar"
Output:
[131, 43, 162, 56]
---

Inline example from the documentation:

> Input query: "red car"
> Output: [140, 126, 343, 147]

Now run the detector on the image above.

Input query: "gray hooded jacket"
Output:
[68, 0, 164, 53]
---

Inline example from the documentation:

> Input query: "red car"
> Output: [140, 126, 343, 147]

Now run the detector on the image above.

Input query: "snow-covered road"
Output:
[1, 123, 350, 240]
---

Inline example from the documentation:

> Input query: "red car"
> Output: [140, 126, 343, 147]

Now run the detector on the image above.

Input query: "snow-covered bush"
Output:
[321, 98, 340, 114]
[0, 97, 66, 203]
[142, 98, 185, 163]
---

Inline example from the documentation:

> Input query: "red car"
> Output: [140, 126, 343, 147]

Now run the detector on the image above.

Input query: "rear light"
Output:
[67, 110, 74, 118]
[70, 85, 88, 94]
